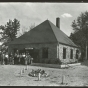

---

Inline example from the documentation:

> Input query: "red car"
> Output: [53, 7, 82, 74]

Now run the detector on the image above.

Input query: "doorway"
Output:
[25, 48, 39, 63]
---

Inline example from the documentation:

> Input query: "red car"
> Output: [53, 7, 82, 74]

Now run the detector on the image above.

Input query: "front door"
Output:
[25, 48, 39, 63]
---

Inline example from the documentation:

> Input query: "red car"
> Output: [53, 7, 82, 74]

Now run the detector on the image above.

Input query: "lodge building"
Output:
[8, 17, 80, 64]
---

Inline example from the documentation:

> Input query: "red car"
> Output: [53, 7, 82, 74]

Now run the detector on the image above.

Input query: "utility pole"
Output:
[85, 21, 88, 60]
[86, 41, 87, 60]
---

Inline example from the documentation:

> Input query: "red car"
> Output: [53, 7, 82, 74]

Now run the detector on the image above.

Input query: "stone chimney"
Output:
[56, 17, 60, 29]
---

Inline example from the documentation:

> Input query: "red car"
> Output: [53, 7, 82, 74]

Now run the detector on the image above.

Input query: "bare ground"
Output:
[0, 60, 88, 86]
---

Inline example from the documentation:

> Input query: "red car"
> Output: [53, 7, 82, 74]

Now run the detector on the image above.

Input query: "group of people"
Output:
[0, 50, 33, 65]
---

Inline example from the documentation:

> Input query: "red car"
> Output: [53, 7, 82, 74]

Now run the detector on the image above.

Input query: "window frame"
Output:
[70, 49, 73, 59]
[63, 47, 66, 59]
[42, 47, 48, 58]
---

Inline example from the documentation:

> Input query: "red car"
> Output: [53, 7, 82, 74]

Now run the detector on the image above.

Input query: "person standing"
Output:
[27, 53, 32, 65]
[1, 52, 3, 65]
[5, 52, 9, 65]
[12, 53, 14, 65]
[9, 52, 14, 65]
[15, 50, 19, 65]
[0, 51, 2, 64]
[17, 53, 19, 65]
[21, 53, 24, 65]
[25, 53, 28, 65]
[22, 53, 25, 65]
[9, 53, 11, 65]
[78, 52, 81, 61]
[27, 53, 30, 65]
[2, 52, 5, 65]
[20, 53, 23, 65]
[30, 57, 33, 64]
[19, 53, 22, 65]
[14, 53, 17, 65]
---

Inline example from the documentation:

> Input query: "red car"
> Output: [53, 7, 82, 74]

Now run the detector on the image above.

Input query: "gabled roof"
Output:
[48, 20, 78, 47]
[9, 20, 78, 47]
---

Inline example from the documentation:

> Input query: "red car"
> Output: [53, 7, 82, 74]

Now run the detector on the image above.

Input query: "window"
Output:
[76, 50, 79, 59]
[70, 49, 73, 59]
[63, 48, 66, 59]
[42, 48, 48, 58]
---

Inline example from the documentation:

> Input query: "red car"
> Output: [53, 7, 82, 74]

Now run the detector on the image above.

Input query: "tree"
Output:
[29, 23, 35, 30]
[0, 18, 20, 52]
[70, 11, 88, 60]
[17, 26, 28, 37]
[0, 18, 20, 41]
[17, 23, 35, 37]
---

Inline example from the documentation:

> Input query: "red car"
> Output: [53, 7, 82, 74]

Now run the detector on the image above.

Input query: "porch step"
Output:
[30, 63, 81, 69]
[31, 63, 61, 68]
[60, 63, 81, 68]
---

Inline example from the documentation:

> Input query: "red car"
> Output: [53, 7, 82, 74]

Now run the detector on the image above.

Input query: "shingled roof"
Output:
[9, 20, 78, 47]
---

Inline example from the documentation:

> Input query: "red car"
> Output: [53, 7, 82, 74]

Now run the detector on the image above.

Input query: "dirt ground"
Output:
[0, 60, 88, 86]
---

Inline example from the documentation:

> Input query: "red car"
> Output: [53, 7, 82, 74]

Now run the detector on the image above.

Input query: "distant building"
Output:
[9, 17, 80, 64]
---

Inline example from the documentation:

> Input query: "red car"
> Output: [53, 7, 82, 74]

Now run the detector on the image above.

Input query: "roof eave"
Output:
[9, 42, 58, 45]
[59, 42, 79, 48]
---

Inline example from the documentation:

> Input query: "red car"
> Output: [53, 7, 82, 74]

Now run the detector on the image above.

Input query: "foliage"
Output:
[0, 18, 20, 41]
[17, 26, 28, 37]
[0, 18, 20, 52]
[29, 23, 35, 30]
[37, 58, 62, 64]
[17, 23, 35, 37]
[70, 11, 88, 59]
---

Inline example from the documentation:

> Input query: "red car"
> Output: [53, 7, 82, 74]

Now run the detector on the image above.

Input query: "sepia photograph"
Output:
[0, 2, 88, 86]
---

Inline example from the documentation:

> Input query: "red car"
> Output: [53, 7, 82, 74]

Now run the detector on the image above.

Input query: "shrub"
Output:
[47, 59, 51, 64]
[33, 58, 39, 63]
[41, 59, 44, 63]
[44, 59, 49, 64]
[78, 57, 84, 62]
[45, 58, 62, 65]
[55, 58, 62, 64]
[49, 59, 54, 64]
[38, 58, 62, 65]
[38, 59, 42, 63]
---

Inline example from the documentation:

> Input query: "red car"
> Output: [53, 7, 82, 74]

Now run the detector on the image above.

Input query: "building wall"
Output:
[8, 43, 79, 63]
[8, 43, 57, 59]
[58, 44, 79, 63]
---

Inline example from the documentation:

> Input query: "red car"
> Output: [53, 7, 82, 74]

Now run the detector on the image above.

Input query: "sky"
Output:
[0, 2, 88, 37]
